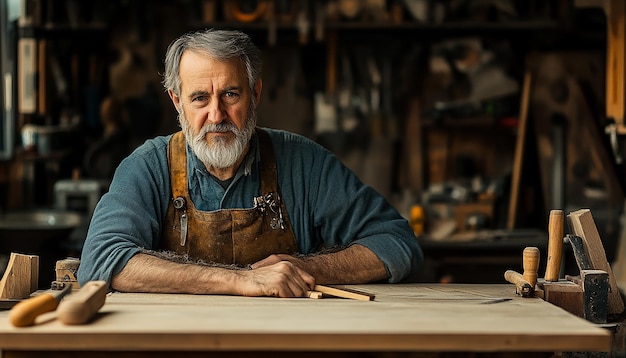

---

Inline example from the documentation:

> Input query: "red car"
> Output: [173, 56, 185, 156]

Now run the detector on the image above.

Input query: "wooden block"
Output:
[313, 285, 375, 301]
[567, 209, 625, 314]
[307, 291, 322, 299]
[538, 280, 583, 317]
[0, 253, 39, 299]
[55, 258, 81, 290]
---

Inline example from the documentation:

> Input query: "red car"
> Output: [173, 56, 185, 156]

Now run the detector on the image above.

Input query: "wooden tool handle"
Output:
[545, 210, 564, 281]
[522, 246, 540, 287]
[9, 294, 58, 327]
[57, 281, 107, 325]
[504, 270, 532, 297]
[504, 270, 527, 285]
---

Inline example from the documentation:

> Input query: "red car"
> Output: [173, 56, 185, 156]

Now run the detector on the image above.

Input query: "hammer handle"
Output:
[545, 210, 564, 281]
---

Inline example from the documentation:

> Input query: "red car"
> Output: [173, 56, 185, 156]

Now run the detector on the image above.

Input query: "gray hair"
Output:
[162, 29, 262, 97]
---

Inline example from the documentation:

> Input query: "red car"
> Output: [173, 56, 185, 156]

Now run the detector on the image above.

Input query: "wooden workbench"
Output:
[0, 284, 612, 357]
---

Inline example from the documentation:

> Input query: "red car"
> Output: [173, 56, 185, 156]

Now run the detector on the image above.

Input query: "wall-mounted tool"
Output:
[604, 0, 625, 163]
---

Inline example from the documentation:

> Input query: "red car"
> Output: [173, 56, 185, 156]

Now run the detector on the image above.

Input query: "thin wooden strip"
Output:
[313, 285, 375, 301]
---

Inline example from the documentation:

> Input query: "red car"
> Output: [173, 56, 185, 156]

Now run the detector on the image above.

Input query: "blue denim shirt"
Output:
[77, 128, 423, 285]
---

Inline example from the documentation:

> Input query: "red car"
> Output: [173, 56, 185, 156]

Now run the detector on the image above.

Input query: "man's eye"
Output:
[222, 92, 239, 104]
[192, 96, 207, 102]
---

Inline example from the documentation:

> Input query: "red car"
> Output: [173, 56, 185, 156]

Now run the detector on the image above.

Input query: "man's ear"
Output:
[253, 79, 262, 106]
[168, 89, 182, 113]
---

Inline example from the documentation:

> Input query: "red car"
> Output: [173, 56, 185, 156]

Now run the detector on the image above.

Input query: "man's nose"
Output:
[205, 100, 226, 124]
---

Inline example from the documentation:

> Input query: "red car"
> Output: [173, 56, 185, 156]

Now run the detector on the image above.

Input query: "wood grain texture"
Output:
[0, 253, 39, 300]
[567, 209, 625, 314]
[313, 285, 375, 301]
[0, 284, 611, 354]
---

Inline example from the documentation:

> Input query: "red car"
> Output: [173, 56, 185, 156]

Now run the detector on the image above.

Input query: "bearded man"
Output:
[78, 29, 423, 297]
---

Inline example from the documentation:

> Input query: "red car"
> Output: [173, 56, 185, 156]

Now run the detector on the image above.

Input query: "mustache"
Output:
[198, 122, 239, 136]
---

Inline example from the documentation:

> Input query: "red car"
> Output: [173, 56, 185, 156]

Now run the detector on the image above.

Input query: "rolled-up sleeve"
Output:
[270, 129, 423, 283]
[77, 137, 171, 286]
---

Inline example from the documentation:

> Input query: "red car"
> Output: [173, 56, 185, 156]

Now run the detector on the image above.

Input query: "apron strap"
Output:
[256, 128, 279, 195]
[168, 131, 189, 201]
[168, 128, 279, 198]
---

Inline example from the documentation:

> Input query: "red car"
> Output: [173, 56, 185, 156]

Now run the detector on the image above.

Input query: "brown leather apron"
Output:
[159, 128, 297, 265]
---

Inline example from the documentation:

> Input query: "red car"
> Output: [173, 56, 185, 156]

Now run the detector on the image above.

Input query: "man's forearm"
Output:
[282, 244, 388, 284]
[111, 252, 316, 297]
[111, 253, 238, 294]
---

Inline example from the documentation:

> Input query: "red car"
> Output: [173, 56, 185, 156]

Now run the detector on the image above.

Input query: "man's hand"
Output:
[250, 244, 389, 284]
[235, 261, 314, 297]
[111, 253, 314, 298]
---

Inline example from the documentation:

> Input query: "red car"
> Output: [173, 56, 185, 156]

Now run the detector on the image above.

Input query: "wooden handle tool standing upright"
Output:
[523, 246, 540, 287]
[504, 246, 540, 297]
[545, 210, 564, 282]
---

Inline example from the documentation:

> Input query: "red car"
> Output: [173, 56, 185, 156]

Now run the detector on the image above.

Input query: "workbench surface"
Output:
[0, 284, 611, 355]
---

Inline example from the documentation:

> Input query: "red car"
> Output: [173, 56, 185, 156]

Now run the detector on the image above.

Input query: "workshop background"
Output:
[1, 0, 625, 287]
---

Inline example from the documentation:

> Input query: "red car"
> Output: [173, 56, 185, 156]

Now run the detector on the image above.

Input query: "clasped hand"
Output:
[237, 255, 314, 298]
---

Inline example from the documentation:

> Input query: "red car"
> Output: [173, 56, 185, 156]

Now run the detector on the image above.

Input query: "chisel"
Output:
[9, 283, 71, 327]
[545, 209, 564, 282]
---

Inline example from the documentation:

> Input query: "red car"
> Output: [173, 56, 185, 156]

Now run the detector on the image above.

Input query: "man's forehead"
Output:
[180, 50, 244, 73]
[178, 51, 247, 93]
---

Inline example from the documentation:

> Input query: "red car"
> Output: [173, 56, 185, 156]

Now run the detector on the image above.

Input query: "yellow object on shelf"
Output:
[409, 205, 425, 236]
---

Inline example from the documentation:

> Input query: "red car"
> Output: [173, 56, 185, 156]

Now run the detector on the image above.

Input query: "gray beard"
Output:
[180, 107, 257, 170]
